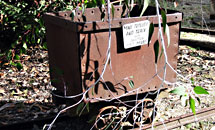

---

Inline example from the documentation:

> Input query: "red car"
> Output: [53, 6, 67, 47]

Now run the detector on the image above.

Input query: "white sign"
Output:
[122, 20, 150, 49]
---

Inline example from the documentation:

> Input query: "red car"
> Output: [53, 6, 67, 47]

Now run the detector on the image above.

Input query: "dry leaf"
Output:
[23, 64, 28, 71]
[30, 67, 36, 73]
[0, 88, 5, 94]
[0, 73, 4, 78]
[24, 56, 31, 60]
[11, 78, 17, 83]
[43, 78, 48, 83]
[157, 91, 169, 101]
[3, 63, 9, 66]
[33, 87, 39, 93]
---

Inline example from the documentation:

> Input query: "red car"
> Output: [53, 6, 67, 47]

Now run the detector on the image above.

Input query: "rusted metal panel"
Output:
[44, 22, 82, 97]
[44, 5, 182, 102]
[76, 14, 182, 32]
[44, 6, 182, 32]
[80, 23, 179, 102]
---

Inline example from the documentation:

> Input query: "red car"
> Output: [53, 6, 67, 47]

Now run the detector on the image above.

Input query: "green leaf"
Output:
[86, 0, 97, 7]
[86, 102, 90, 112]
[10, 61, 16, 66]
[186, 124, 192, 129]
[104, 117, 116, 130]
[11, 90, 16, 96]
[196, 97, 201, 105]
[140, 0, 150, 17]
[194, 86, 209, 95]
[125, 0, 129, 7]
[6, 50, 12, 60]
[129, 80, 134, 88]
[101, 0, 106, 5]
[153, 40, 159, 64]
[16, 62, 23, 71]
[165, 24, 170, 47]
[191, 77, 195, 85]
[37, 38, 41, 44]
[70, 10, 75, 21]
[23, 43, 27, 50]
[0, 53, 4, 57]
[24, 25, 31, 30]
[189, 97, 196, 115]
[42, 42, 48, 50]
[187, 46, 197, 51]
[87, 115, 97, 123]
[14, 54, 20, 60]
[170, 86, 186, 96]
[111, 4, 115, 19]
[101, 11, 105, 21]
[21, 47, 27, 54]
[92, 87, 94, 96]
[148, 23, 154, 46]
[23, 89, 28, 96]
[76, 102, 84, 115]
[159, 47, 164, 60]
[11, 40, 19, 48]
[161, 9, 167, 33]
[130, 0, 134, 10]
[81, 3, 86, 14]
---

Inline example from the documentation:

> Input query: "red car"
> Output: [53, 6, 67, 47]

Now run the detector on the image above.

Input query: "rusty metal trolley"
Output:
[44, 5, 182, 129]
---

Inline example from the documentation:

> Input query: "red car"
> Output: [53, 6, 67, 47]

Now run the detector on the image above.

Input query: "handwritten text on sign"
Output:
[123, 20, 150, 49]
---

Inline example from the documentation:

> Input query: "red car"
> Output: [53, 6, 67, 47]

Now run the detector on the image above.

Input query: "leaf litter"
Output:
[156, 44, 215, 130]
[0, 47, 66, 126]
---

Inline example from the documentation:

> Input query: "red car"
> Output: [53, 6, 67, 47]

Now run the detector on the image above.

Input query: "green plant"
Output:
[0, 0, 79, 69]
[170, 77, 209, 115]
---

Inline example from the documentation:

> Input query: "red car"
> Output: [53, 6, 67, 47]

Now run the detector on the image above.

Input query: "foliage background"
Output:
[0, 0, 76, 68]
